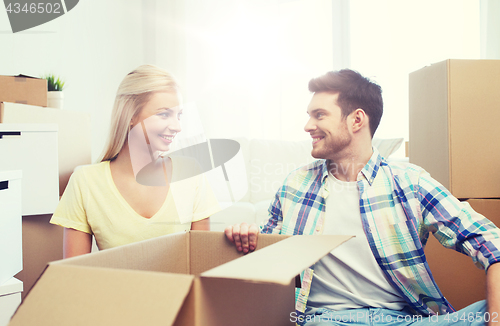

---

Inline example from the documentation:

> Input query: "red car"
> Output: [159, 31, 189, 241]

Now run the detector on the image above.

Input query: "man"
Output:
[225, 69, 500, 325]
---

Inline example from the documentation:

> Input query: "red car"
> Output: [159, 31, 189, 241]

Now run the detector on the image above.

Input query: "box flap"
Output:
[10, 264, 194, 326]
[52, 231, 190, 274]
[14, 74, 41, 79]
[188, 231, 289, 275]
[0, 75, 41, 80]
[201, 235, 353, 285]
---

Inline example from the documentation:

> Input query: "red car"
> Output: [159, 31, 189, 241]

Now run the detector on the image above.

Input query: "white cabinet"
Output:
[1, 102, 91, 196]
[0, 170, 22, 285]
[0, 124, 59, 215]
[0, 278, 23, 326]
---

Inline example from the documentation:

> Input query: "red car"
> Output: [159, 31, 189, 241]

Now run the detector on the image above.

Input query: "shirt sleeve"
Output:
[418, 169, 500, 271]
[50, 168, 92, 234]
[261, 183, 284, 235]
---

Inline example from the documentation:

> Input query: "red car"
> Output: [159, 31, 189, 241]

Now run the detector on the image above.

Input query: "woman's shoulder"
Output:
[71, 161, 110, 181]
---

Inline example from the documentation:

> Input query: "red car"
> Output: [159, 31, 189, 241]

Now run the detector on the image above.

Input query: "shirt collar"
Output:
[358, 147, 383, 185]
[320, 147, 384, 186]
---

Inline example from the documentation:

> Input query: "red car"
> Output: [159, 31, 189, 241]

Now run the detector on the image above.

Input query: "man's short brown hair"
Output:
[308, 69, 383, 137]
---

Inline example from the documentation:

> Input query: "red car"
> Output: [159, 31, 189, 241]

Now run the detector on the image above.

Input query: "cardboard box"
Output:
[9, 231, 352, 326]
[0, 170, 22, 285]
[0, 75, 47, 107]
[1, 102, 91, 196]
[409, 59, 500, 198]
[425, 199, 500, 310]
[0, 123, 59, 215]
[15, 214, 63, 302]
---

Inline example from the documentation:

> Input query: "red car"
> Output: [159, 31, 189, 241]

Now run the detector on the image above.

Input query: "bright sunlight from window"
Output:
[350, 0, 480, 157]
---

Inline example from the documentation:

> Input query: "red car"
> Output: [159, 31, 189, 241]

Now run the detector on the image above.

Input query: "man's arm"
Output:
[488, 262, 500, 324]
[418, 171, 500, 267]
[418, 170, 500, 318]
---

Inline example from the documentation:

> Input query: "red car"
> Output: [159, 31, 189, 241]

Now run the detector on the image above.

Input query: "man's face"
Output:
[304, 92, 351, 161]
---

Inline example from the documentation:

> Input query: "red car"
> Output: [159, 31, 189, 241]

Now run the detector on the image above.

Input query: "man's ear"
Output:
[351, 109, 367, 133]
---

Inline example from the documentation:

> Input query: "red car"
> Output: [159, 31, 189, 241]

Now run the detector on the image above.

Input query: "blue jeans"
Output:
[304, 301, 493, 325]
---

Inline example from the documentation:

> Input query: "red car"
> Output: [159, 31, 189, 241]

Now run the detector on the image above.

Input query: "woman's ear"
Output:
[130, 115, 138, 129]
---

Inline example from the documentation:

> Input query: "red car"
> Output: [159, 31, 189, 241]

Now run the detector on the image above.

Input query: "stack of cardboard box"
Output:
[0, 75, 49, 325]
[409, 59, 500, 309]
[0, 75, 92, 309]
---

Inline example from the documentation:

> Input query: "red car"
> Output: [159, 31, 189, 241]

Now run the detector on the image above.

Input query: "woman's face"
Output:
[132, 91, 182, 153]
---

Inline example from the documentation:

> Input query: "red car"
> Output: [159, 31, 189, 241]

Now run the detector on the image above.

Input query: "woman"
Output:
[50, 65, 219, 258]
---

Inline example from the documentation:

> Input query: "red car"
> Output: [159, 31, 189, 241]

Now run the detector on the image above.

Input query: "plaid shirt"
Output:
[261, 149, 500, 323]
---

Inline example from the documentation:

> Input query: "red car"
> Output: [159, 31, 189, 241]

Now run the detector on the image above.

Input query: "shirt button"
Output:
[367, 227, 372, 233]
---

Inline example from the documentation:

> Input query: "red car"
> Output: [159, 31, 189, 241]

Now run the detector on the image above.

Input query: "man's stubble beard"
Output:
[311, 123, 352, 161]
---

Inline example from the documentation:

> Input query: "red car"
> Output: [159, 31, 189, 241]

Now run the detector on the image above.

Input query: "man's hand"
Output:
[224, 223, 259, 253]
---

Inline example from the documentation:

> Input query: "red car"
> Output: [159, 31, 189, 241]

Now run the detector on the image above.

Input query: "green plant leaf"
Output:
[42, 74, 65, 91]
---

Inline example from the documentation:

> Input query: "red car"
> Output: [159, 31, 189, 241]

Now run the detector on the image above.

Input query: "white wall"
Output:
[0, 0, 146, 161]
[481, 0, 500, 59]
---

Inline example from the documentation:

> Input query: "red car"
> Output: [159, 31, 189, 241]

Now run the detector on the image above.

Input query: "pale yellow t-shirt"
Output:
[50, 157, 220, 250]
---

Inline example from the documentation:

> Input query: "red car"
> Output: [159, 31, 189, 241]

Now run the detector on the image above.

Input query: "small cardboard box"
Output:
[425, 199, 500, 310]
[9, 231, 352, 326]
[0, 75, 47, 107]
[409, 59, 500, 198]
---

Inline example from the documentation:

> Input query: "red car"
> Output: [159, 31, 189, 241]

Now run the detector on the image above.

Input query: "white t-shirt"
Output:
[50, 156, 220, 250]
[307, 173, 406, 311]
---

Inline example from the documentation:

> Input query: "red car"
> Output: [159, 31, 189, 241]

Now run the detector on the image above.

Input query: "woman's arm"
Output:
[191, 217, 210, 231]
[63, 227, 92, 258]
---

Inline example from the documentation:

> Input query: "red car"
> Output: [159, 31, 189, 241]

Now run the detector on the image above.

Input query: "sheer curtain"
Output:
[151, 0, 488, 153]
[154, 0, 350, 141]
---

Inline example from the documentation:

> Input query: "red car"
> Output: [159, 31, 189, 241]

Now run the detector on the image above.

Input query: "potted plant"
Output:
[43, 74, 65, 109]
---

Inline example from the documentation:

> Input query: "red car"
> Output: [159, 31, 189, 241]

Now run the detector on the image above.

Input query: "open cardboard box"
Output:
[9, 231, 352, 326]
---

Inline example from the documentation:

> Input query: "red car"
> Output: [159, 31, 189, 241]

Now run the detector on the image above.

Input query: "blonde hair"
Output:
[100, 65, 179, 162]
